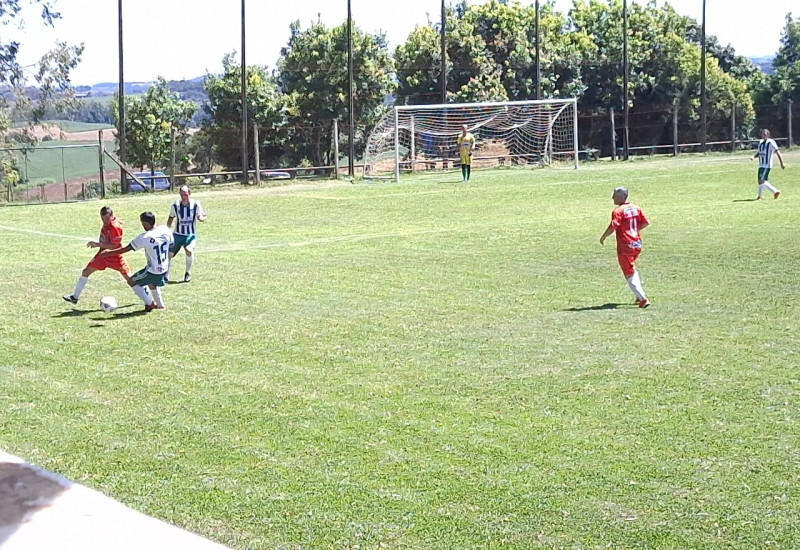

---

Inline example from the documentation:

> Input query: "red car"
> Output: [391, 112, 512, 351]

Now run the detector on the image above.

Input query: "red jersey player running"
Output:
[599, 187, 651, 308]
[63, 206, 133, 304]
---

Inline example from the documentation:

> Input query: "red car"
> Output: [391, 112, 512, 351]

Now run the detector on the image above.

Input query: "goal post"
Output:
[364, 98, 579, 182]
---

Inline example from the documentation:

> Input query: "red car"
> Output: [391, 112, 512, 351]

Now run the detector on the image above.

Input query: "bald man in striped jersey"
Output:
[166, 185, 207, 283]
[752, 128, 785, 200]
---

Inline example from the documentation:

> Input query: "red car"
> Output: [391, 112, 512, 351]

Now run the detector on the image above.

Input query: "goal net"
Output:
[364, 98, 578, 181]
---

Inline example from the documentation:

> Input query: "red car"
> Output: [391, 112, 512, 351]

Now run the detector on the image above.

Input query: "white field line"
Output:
[201, 227, 460, 254]
[0, 224, 90, 242]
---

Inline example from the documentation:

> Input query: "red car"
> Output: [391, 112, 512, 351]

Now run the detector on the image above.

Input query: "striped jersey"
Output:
[169, 198, 206, 236]
[757, 138, 780, 169]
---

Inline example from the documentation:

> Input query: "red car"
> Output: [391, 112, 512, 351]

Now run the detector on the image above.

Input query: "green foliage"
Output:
[278, 19, 395, 165]
[394, 5, 514, 104]
[202, 54, 288, 171]
[774, 12, 800, 70]
[0, 0, 83, 183]
[112, 77, 196, 175]
[569, 0, 754, 145]
[0, 156, 20, 188]
[69, 100, 114, 125]
[759, 14, 800, 106]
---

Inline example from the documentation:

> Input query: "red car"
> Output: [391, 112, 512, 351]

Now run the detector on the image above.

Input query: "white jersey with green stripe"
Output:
[130, 225, 174, 275]
[757, 138, 779, 169]
[169, 198, 206, 236]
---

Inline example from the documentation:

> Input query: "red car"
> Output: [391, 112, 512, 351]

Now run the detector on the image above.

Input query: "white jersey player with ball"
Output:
[99, 211, 173, 312]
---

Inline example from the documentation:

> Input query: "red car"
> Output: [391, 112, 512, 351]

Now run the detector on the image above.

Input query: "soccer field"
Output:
[1, 152, 799, 548]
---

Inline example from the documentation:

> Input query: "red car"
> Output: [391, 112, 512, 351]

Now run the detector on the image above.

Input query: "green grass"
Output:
[44, 120, 114, 132]
[1, 152, 799, 548]
[12, 140, 114, 185]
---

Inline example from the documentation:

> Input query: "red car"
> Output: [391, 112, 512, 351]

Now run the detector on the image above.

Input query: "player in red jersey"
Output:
[599, 187, 651, 308]
[63, 206, 133, 304]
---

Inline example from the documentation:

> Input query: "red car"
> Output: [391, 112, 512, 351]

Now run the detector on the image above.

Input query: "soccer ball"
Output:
[100, 296, 118, 313]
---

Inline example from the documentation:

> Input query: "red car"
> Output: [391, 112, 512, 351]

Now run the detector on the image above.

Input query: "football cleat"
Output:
[638, 299, 651, 309]
[62, 295, 78, 304]
[143, 303, 157, 313]
[184, 272, 192, 283]
[774, 191, 781, 199]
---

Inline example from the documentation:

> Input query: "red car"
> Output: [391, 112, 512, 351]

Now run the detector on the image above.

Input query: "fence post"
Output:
[673, 102, 679, 156]
[610, 107, 616, 161]
[731, 101, 736, 153]
[62, 148, 67, 202]
[253, 123, 261, 185]
[788, 99, 793, 150]
[333, 119, 340, 180]
[98, 130, 106, 198]
[170, 127, 177, 191]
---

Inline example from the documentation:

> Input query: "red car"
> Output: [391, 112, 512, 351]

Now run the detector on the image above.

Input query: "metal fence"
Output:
[578, 101, 795, 159]
[2, 100, 795, 205]
[0, 143, 110, 205]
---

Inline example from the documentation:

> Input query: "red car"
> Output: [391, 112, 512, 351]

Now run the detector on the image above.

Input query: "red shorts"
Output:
[617, 250, 641, 278]
[87, 254, 130, 274]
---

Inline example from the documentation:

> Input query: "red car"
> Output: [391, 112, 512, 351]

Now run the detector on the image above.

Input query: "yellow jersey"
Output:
[457, 132, 476, 163]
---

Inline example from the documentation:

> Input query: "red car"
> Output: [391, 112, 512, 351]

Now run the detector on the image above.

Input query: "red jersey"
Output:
[99, 217, 124, 248]
[611, 202, 649, 253]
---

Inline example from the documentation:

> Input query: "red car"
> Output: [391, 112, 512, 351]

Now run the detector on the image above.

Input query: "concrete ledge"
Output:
[0, 450, 230, 550]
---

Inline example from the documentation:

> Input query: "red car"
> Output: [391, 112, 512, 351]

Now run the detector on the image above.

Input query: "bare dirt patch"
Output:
[17, 125, 114, 142]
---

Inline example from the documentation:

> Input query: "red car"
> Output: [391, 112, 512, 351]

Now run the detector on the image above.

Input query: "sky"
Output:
[8, 0, 796, 86]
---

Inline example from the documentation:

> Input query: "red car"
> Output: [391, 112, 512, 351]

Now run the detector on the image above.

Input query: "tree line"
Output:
[2, 0, 799, 176]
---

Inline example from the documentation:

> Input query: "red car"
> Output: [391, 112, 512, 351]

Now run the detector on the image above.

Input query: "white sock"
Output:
[758, 183, 766, 198]
[763, 181, 778, 194]
[626, 272, 646, 301]
[151, 287, 165, 308]
[73, 276, 89, 299]
[185, 255, 195, 274]
[132, 285, 154, 305]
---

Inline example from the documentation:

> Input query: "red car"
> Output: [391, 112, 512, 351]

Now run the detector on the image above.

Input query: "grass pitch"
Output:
[1, 152, 799, 548]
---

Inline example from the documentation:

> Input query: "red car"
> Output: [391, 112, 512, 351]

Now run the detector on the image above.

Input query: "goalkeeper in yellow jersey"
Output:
[457, 124, 476, 182]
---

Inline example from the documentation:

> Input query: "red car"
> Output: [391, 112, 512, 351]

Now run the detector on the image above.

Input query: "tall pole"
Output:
[347, 0, 355, 177]
[440, 0, 447, 104]
[117, 0, 126, 191]
[241, 0, 249, 183]
[622, 0, 630, 160]
[699, 0, 707, 153]
[535, 0, 541, 100]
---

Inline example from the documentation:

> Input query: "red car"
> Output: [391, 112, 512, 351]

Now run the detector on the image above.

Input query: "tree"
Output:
[761, 13, 800, 106]
[774, 13, 800, 70]
[395, 15, 501, 105]
[112, 77, 196, 183]
[569, 0, 754, 147]
[394, 1, 592, 105]
[201, 54, 288, 171]
[0, 0, 83, 140]
[277, 19, 395, 166]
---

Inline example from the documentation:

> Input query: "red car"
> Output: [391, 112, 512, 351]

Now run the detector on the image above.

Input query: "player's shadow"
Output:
[52, 309, 101, 318]
[53, 304, 136, 318]
[166, 280, 187, 285]
[733, 198, 760, 202]
[107, 304, 147, 318]
[565, 302, 629, 311]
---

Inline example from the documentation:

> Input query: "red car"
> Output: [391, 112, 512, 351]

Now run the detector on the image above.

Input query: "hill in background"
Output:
[749, 56, 775, 74]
